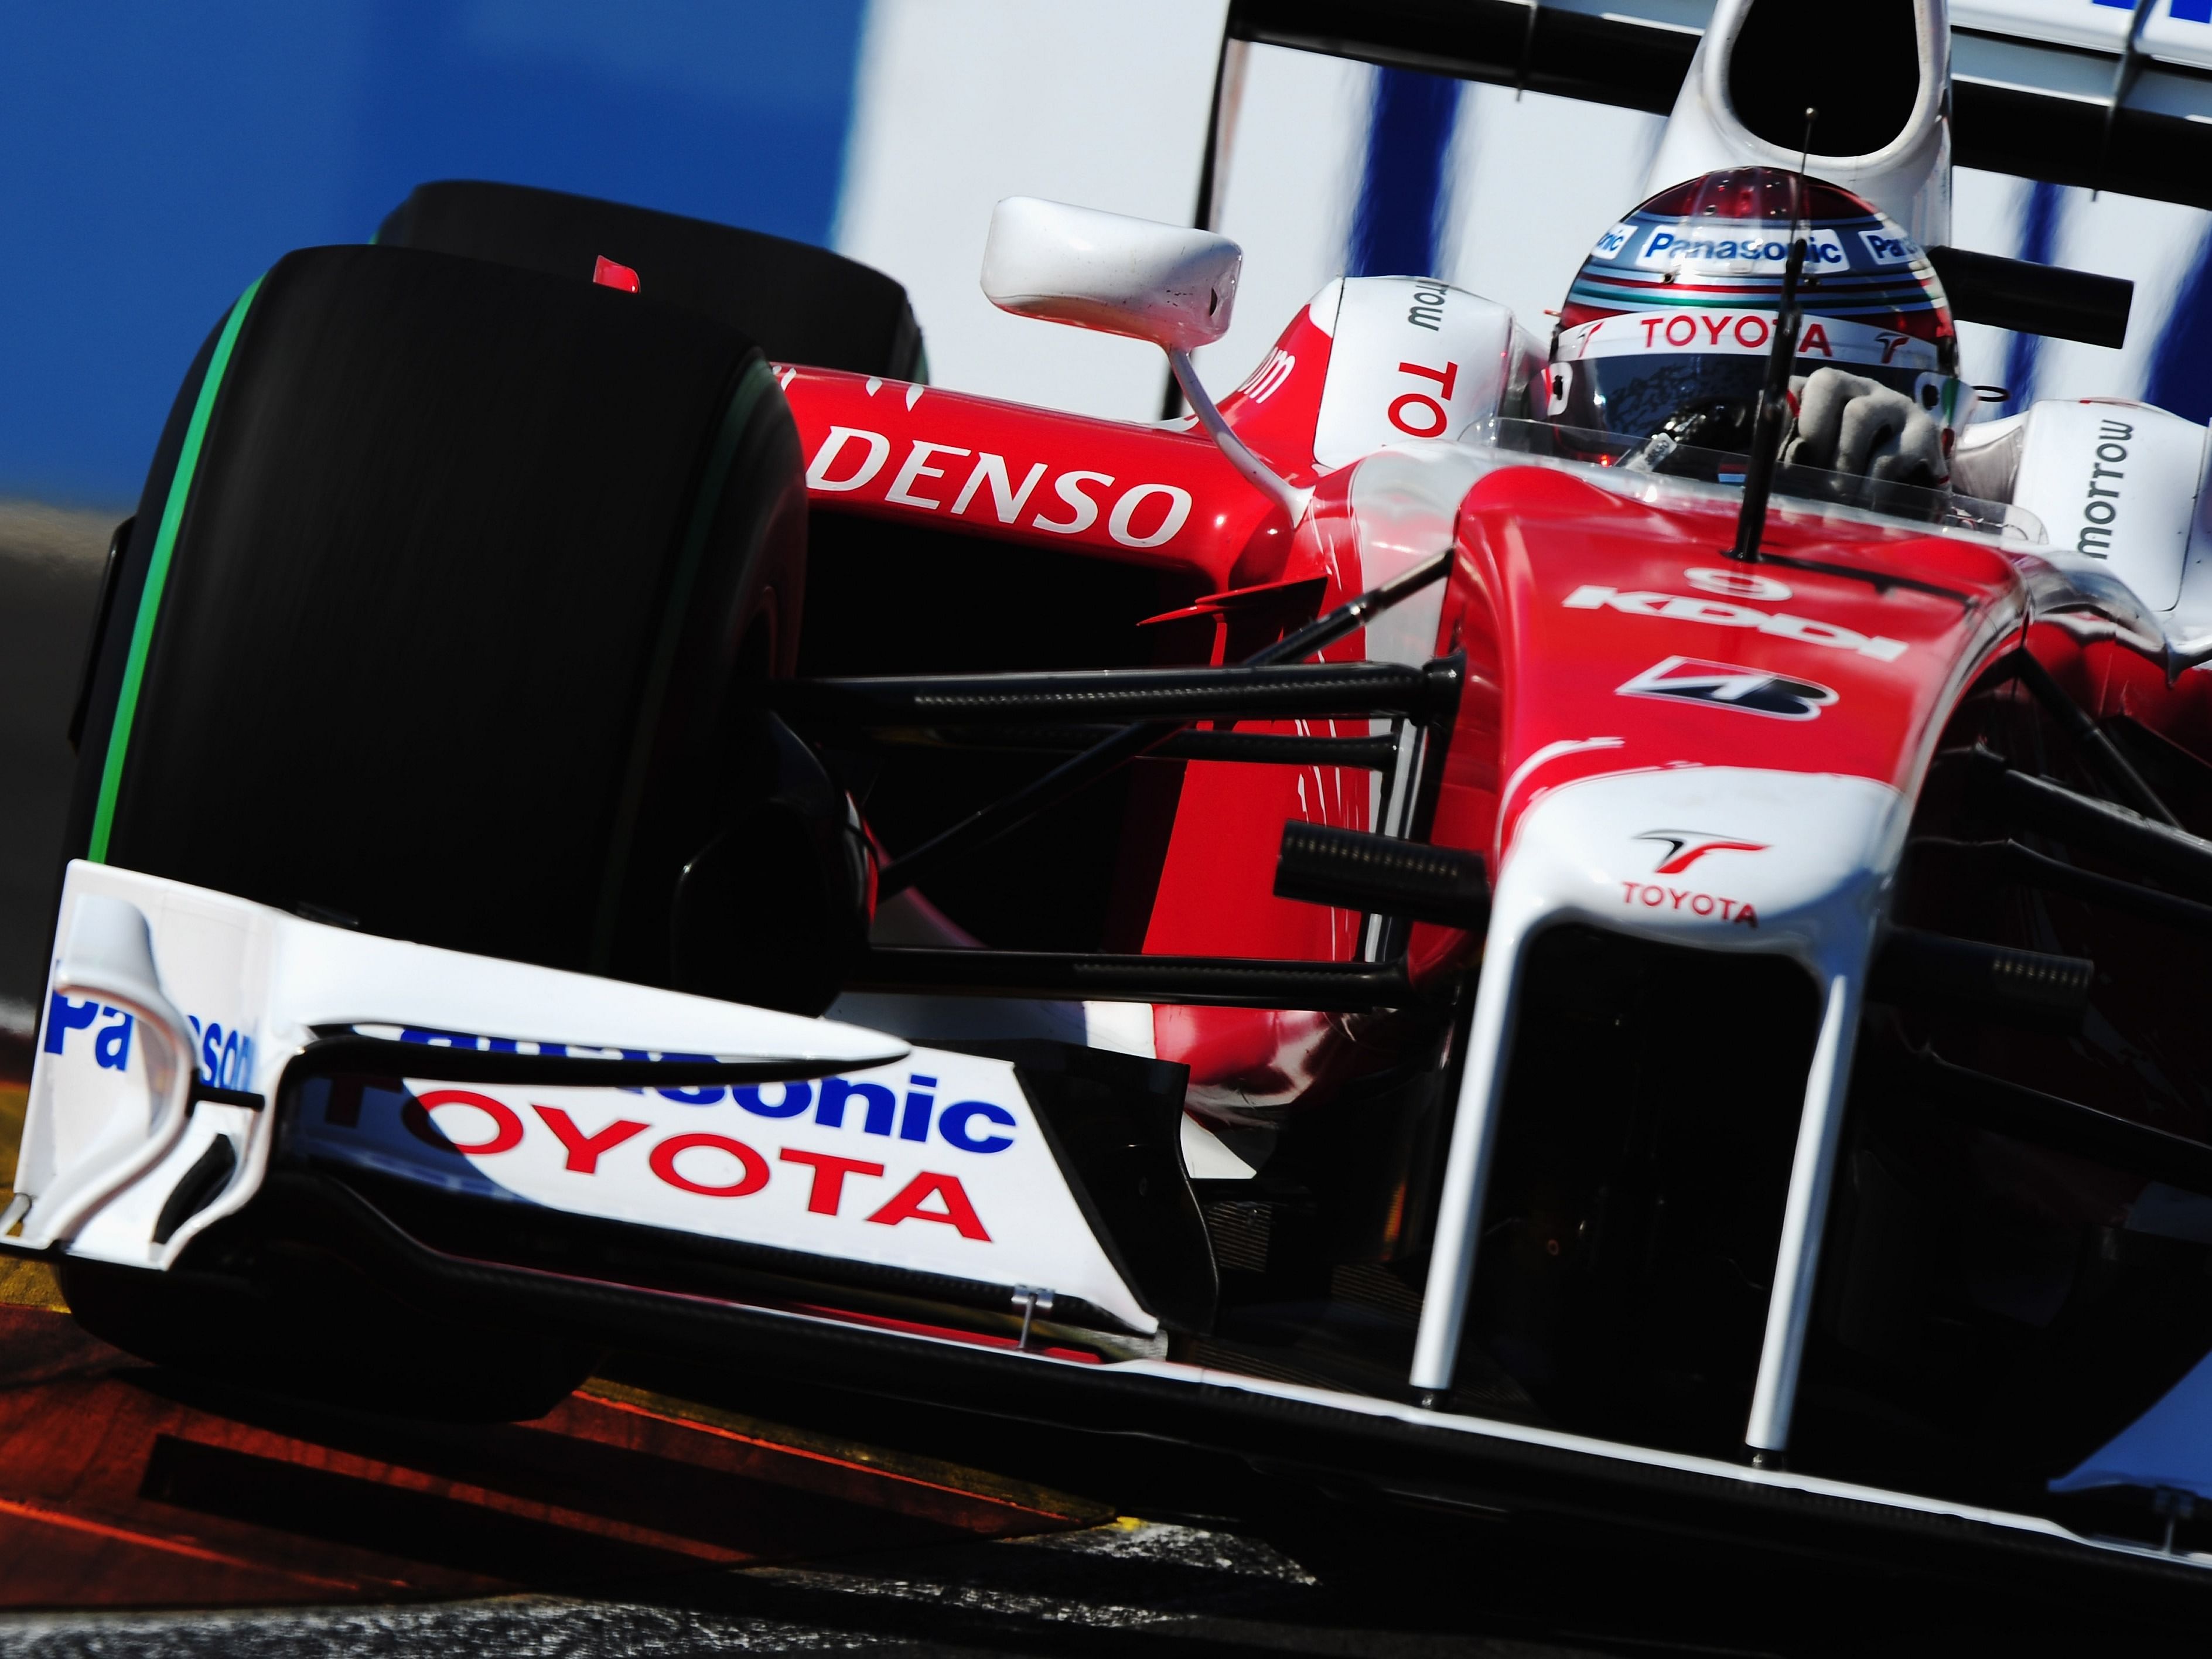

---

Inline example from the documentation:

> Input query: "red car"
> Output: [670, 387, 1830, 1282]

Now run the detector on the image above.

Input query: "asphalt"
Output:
[0, 1518, 1597, 1658]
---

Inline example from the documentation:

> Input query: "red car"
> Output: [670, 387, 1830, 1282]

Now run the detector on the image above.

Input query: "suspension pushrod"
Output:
[1961, 745, 2212, 903]
[1912, 835, 2212, 938]
[875, 725, 1404, 769]
[1870, 1040, 2212, 1195]
[773, 660, 1456, 729]
[849, 946, 1419, 1009]
[1998, 650, 2178, 827]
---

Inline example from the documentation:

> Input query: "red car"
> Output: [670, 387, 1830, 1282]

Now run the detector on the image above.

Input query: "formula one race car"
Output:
[19, 0, 2212, 1592]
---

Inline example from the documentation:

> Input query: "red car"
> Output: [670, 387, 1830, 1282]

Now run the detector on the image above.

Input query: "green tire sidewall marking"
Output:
[87, 275, 265, 864]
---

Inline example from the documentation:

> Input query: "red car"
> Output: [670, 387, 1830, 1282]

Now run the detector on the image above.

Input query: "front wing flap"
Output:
[19, 861, 1162, 1340]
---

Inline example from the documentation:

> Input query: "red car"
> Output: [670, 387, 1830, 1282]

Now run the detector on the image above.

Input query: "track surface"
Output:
[0, 1286, 1611, 1658]
[0, 1272, 2201, 1658]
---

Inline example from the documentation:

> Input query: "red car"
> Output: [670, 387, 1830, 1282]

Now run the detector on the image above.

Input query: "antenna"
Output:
[1728, 108, 1817, 563]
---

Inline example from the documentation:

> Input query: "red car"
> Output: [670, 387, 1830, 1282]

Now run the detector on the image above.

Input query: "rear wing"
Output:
[1224, 0, 2212, 211]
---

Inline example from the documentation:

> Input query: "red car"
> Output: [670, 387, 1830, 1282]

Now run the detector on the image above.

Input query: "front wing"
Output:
[15, 859, 2212, 1593]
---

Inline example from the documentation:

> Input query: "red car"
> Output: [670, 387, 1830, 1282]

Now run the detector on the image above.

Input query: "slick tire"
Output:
[378, 179, 926, 380]
[62, 244, 833, 1417]
[69, 241, 811, 991]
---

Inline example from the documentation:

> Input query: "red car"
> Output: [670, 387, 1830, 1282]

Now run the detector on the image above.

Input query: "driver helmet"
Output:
[1541, 168, 1963, 464]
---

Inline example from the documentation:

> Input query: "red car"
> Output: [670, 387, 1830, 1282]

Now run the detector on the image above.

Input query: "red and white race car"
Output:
[19, 0, 2212, 1589]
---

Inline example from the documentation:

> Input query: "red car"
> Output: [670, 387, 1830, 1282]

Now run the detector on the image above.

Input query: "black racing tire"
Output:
[67, 241, 810, 988]
[377, 179, 926, 380]
[57, 243, 845, 1418]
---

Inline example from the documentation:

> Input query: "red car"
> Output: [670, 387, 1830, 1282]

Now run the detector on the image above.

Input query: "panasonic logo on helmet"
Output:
[1592, 221, 1637, 260]
[1858, 230, 1922, 266]
[1635, 227, 1846, 271]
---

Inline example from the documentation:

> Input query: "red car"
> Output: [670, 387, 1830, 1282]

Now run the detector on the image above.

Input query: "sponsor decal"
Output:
[1619, 880, 1758, 926]
[1683, 566, 1790, 601]
[1873, 332, 1925, 366]
[43, 995, 138, 1076]
[1312, 277, 1498, 467]
[1559, 312, 1938, 373]
[1633, 828, 1769, 874]
[1636, 311, 1774, 352]
[1564, 585, 1907, 662]
[1616, 655, 1839, 719]
[385, 1080, 997, 1238]
[1389, 359, 1459, 438]
[46, 992, 254, 1090]
[804, 427, 1193, 550]
[1591, 221, 1636, 261]
[359, 1028, 1017, 1156]
[298, 1039, 1028, 1245]
[1633, 225, 1846, 272]
[2075, 417, 2132, 558]
[1405, 283, 1450, 333]
[1857, 230, 1922, 267]
[43, 988, 1136, 1309]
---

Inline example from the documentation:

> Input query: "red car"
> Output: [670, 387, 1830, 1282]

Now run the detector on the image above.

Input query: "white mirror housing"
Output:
[981, 197, 1241, 351]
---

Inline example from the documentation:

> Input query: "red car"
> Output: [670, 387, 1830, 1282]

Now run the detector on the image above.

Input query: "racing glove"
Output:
[1782, 367, 1945, 487]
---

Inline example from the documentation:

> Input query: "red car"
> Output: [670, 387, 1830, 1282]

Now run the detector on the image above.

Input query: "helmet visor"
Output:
[1545, 308, 1955, 446]
[1547, 350, 1947, 448]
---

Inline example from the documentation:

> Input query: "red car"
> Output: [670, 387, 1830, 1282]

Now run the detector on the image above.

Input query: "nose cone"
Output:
[1500, 764, 1904, 961]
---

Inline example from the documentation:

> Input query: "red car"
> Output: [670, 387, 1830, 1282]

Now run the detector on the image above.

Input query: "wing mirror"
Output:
[980, 197, 1305, 521]
[981, 196, 1241, 351]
